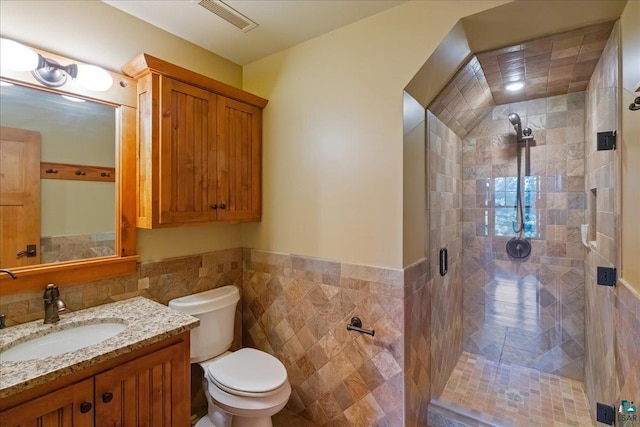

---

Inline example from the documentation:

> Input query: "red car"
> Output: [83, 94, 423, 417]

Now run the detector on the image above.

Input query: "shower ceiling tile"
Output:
[475, 20, 616, 105]
[428, 21, 614, 139]
[428, 57, 496, 139]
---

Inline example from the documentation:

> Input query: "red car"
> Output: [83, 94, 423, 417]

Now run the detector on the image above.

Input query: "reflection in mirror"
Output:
[0, 83, 115, 268]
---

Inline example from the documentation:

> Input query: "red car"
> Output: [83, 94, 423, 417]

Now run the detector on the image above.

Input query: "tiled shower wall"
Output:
[583, 20, 619, 413]
[583, 21, 640, 413]
[426, 111, 464, 398]
[461, 93, 587, 380]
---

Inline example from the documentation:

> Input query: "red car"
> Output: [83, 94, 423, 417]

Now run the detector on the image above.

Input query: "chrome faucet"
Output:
[43, 284, 66, 324]
[1, 270, 18, 329]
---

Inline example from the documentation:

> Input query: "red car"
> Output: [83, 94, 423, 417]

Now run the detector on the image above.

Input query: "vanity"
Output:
[0, 38, 265, 426]
[0, 297, 199, 426]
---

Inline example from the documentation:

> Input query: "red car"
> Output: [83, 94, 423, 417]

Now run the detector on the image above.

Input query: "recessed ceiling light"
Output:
[61, 95, 85, 103]
[505, 81, 525, 92]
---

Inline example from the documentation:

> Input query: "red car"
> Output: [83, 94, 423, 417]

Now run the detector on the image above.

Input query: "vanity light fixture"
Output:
[0, 38, 113, 92]
[505, 81, 525, 92]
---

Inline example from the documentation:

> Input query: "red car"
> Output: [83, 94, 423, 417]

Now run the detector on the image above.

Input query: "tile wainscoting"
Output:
[2, 248, 423, 425]
[3, 244, 636, 425]
[1, 247, 244, 353]
[404, 258, 431, 427]
[243, 249, 406, 426]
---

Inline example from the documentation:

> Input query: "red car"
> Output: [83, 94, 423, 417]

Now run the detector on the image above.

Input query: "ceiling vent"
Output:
[197, 0, 258, 33]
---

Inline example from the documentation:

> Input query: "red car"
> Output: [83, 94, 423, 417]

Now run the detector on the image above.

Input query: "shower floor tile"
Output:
[438, 352, 594, 427]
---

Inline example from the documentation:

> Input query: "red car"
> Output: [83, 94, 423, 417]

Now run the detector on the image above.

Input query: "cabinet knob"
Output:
[219, 203, 226, 210]
[79, 402, 92, 413]
[210, 204, 218, 210]
[102, 392, 114, 403]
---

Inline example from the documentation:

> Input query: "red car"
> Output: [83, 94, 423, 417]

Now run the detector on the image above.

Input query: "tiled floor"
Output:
[273, 409, 318, 426]
[193, 409, 316, 427]
[438, 352, 594, 427]
[198, 353, 594, 427]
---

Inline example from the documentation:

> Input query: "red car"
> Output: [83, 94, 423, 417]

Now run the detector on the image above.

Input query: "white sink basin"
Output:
[0, 322, 127, 362]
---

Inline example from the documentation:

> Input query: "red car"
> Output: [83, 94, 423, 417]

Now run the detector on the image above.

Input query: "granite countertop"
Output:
[0, 297, 199, 399]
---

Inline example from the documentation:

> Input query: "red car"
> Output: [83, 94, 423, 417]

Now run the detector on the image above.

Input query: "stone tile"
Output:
[437, 352, 594, 426]
[343, 393, 385, 426]
[139, 255, 202, 278]
[341, 263, 403, 287]
[291, 255, 341, 286]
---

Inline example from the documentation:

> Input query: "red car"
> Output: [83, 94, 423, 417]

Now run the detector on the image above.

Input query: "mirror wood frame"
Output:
[0, 42, 138, 296]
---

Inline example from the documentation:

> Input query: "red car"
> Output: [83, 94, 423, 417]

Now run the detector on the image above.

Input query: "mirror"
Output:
[0, 41, 137, 295]
[1, 84, 116, 268]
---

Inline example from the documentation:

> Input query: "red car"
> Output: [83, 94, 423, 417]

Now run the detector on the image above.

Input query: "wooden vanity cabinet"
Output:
[0, 335, 189, 427]
[123, 54, 267, 228]
[94, 341, 188, 426]
[0, 378, 94, 427]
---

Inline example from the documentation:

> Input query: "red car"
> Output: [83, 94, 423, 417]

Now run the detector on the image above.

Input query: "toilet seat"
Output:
[206, 375, 292, 419]
[205, 348, 288, 397]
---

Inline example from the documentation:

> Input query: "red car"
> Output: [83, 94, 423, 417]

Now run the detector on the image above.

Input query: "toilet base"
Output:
[198, 376, 286, 427]
[195, 415, 216, 427]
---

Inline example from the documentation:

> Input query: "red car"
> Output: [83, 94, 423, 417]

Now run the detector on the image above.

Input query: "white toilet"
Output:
[169, 286, 291, 427]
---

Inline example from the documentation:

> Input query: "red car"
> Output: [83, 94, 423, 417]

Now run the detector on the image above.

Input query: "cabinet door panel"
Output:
[217, 97, 261, 221]
[94, 342, 189, 427]
[160, 77, 217, 224]
[0, 378, 93, 427]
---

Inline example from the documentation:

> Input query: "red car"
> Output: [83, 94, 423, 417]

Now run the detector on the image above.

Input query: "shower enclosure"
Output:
[416, 19, 629, 427]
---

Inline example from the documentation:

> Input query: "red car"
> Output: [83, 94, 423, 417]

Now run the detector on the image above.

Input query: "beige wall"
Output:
[620, 0, 640, 291]
[0, 0, 244, 262]
[403, 92, 427, 265]
[242, 1, 506, 269]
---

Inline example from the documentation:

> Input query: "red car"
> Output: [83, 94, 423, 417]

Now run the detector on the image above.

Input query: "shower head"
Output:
[508, 112, 523, 140]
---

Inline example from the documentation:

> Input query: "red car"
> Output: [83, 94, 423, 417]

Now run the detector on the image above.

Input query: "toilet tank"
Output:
[168, 286, 240, 363]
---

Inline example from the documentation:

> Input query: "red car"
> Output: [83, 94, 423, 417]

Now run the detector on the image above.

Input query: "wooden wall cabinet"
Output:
[0, 335, 189, 427]
[123, 54, 267, 228]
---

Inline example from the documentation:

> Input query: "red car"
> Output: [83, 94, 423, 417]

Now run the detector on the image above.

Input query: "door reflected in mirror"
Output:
[0, 83, 116, 269]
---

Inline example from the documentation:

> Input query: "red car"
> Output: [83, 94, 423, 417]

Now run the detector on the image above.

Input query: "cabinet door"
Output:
[159, 77, 218, 225]
[94, 342, 189, 427]
[216, 97, 261, 221]
[0, 378, 94, 427]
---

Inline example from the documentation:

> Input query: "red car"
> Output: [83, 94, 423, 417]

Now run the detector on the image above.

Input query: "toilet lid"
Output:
[206, 348, 287, 394]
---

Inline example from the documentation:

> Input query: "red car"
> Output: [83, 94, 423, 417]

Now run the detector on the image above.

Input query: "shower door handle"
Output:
[439, 248, 448, 276]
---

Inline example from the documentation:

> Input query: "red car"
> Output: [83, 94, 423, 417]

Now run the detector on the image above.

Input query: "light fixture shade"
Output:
[61, 95, 86, 103]
[75, 64, 113, 91]
[0, 38, 39, 71]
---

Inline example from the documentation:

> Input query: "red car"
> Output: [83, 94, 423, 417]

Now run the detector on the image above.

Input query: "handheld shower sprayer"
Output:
[506, 112, 534, 261]
[508, 113, 534, 142]
[508, 113, 522, 140]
